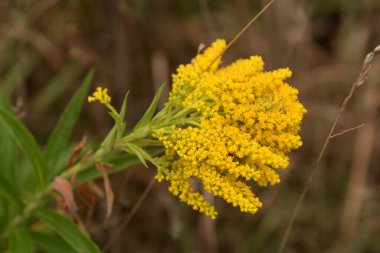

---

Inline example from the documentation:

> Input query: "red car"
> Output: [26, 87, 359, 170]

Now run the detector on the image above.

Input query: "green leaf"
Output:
[108, 111, 124, 138]
[0, 108, 46, 189]
[100, 90, 130, 151]
[0, 92, 17, 184]
[77, 149, 163, 182]
[0, 129, 17, 182]
[119, 91, 130, 122]
[116, 90, 129, 138]
[30, 231, 76, 253]
[44, 69, 94, 181]
[133, 84, 165, 130]
[9, 227, 34, 253]
[0, 177, 22, 210]
[0, 197, 9, 234]
[100, 126, 118, 151]
[77, 153, 140, 181]
[36, 210, 102, 253]
[123, 143, 150, 167]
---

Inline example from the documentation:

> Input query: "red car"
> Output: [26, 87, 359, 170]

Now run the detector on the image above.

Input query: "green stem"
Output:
[0, 148, 106, 242]
[0, 101, 199, 244]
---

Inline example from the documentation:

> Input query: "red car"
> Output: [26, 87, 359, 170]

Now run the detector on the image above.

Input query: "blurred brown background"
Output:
[1, 0, 380, 252]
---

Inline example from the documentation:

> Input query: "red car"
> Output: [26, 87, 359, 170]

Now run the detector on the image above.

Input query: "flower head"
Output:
[154, 39, 306, 218]
[87, 39, 306, 219]
[88, 87, 111, 105]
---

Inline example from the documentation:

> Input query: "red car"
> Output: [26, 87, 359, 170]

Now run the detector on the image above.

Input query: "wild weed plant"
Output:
[0, 1, 379, 252]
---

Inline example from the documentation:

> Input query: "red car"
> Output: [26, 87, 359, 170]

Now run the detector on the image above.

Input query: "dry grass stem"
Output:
[330, 72, 379, 252]
[102, 177, 155, 252]
[329, 123, 366, 139]
[278, 45, 380, 253]
[206, 0, 276, 70]
[331, 123, 375, 253]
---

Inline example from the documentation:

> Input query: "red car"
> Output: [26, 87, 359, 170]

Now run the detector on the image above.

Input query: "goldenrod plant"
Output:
[1, 0, 379, 252]
[0, 36, 305, 251]
[91, 39, 306, 219]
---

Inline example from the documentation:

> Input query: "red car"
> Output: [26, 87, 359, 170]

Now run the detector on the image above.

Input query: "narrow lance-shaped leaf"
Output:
[9, 227, 34, 253]
[76, 149, 163, 182]
[53, 177, 78, 216]
[0, 177, 22, 210]
[95, 163, 114, 219]
[133, 84, 165, 130]
[116, 90, 129, 138]
[30, 231, 77, 253]
[45, 69, 94, 181]
[122, 143, 150, 167]
[36, 210, 102, 253]
[108, 111, 124, 137]
[67, 135, 88, 168]
[0, 108, 46, 189]
[119, 90, 129, 122]
[0, 92, 17, 184]
[100, 126, 117, 151]
[0, 197, 9, 234]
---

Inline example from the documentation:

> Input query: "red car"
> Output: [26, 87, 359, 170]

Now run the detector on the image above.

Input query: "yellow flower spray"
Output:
[89, 39, 306, 219]
[88, 87, 111, 105]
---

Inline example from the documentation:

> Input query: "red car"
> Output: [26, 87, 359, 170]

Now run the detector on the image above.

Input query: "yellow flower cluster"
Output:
[154, 39, 306, 218]
[88, 87, 111, 105]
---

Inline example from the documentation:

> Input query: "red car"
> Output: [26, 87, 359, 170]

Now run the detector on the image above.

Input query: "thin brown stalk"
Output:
[206, 0, 276, 70]
[277, 46, 380, 253]
[332, 121, 375, 253]
[329, 123, 366, 139]
[102, 177, 155, 252]
[329, 64, 379, 253]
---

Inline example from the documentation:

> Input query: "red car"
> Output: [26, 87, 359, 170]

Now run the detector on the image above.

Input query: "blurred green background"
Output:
[0, 0, 379, 252]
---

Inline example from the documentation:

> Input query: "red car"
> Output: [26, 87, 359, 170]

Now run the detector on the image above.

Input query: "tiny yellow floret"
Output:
[88, 87, 111, 105]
